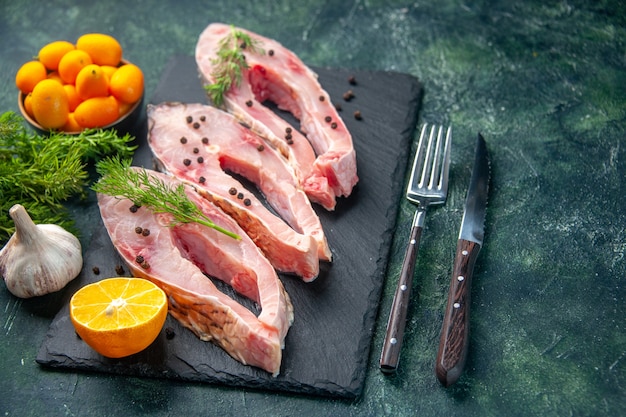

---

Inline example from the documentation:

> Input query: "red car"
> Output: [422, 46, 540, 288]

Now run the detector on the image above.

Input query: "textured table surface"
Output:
[1, 1, 625, 416]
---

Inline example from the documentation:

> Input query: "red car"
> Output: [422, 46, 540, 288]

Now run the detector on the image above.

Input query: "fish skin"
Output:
[97, 169, 293, 376]
[147, 102, 331, 274]
[195, 23, 358, 211]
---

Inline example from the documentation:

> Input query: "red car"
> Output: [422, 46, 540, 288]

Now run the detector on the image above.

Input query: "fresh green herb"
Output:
[204, 26, 264, 106]
[93, 156, 240, 240]
[0, 111, 137, 243]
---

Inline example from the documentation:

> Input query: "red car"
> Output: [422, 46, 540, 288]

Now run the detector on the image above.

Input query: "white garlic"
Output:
[0, 204, 83, 298]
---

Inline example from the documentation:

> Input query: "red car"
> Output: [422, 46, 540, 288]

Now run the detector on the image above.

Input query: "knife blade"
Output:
[435, 133, 490, 387]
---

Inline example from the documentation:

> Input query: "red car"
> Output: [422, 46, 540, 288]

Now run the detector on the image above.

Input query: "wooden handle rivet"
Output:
[390, 338, 397, 344]
[400, 284, 407, 291]
[457, 275, 465, 282]
[462, 250, 468, 256]
[453, 302, 461, 309]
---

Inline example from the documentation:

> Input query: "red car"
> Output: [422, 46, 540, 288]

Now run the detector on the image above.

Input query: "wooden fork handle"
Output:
[435, 238, 481, 386]
[380, 211, 424, 373]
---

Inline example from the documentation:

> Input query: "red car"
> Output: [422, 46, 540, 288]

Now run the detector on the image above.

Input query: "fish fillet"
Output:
[97, 168, 293, 376]
[196, 23, 358, 210]
[147, 102, 331, 277]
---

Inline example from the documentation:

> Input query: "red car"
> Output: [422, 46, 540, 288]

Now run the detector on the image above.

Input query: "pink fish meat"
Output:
[147, 102, 331, 277]
[195, 23, 358, 210]
[97, 168, 294, 376]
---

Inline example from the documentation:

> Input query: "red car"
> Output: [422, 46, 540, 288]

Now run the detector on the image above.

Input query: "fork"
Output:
[380, 124, 452, 373]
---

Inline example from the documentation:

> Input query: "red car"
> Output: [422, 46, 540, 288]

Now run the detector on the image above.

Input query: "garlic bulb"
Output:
[0, 204, 83, 298]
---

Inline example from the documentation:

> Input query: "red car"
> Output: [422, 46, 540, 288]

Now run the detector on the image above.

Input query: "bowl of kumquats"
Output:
[16, 33, 144, 134]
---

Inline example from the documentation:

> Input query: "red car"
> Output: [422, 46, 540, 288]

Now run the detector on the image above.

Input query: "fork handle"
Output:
[380, 210, 425, 373]
[435, 238, 481, 386]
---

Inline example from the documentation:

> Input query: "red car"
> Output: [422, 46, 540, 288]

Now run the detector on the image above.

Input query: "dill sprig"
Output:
[93, 157, 240, 240]
[204, 26, 264, 106]
[0, 111, 137, 243]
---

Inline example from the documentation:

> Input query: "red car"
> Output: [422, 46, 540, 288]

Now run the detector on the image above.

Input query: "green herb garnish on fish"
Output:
[204, 26, 264, 106]
[93, 156, 240, 239]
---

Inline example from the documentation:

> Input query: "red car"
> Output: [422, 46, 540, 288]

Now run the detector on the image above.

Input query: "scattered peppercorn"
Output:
[115, 265, 125, 275]
[243, 198, 251, 206]
[335, 103, 342, 112]
[257, 144, 265, 151]
[135, 226, 143, 234]
[180, 136, 188, 144]
[140, 261, 150, 269]
[193, 147, 199, 154]
[202, 137, 209, 144]
[285, 127, 292, 133]
[285, 133, 292, 140]
[237, 192, 244, 200]
[197, 156, 204, 163]
[348, 75, 357, 85]
[268, 49, 274, 56]
[325, 116, 332, 123]
[343, 90, 355, 101]
[354, 110, 363, 120]
[183, 158, 191, 166]
[319, 95, 325, 102]
[186, 116, 193, 123]
[229, 187, 237, 195]
[165, 327, 176, 340]
[286, 138, 294, 145]
[199, 176, 206, 183]
[92, 266, 100, 275]
[141, 228, 151, 237]
[200, 115, 206, 122]
[331, 122, 338, 129]
[135, 255, 145, 264]
[129, 204, 140, 213]
[193, 122, 200, 129]
[246, 100, 253, 107]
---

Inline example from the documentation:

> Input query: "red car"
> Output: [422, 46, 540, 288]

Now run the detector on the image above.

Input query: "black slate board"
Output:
[36, 55, 422, 399]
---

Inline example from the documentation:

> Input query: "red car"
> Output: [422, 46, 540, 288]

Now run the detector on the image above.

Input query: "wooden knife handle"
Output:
[379, 214, 424, 373]
[435, 239, 481, 386]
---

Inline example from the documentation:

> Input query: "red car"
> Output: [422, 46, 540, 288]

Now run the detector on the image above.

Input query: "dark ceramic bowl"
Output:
[18, 59, 144, 136]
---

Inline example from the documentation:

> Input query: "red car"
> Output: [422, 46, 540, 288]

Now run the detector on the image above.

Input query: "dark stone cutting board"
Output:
[36, 55, 422, 399]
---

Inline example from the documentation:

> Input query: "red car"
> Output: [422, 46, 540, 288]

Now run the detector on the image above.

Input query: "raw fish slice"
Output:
[97, 169, 293, 376]
[196, 23, 358, 210]
[147, 102, 331, 273]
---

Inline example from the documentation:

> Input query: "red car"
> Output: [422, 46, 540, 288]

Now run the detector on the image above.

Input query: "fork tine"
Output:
[439, 126, 452, 193]
[410, 124, 429, 189]
[418, 125, 436, 189]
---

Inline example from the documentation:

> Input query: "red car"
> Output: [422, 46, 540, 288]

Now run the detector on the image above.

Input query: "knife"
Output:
[435, 133, 490, 387]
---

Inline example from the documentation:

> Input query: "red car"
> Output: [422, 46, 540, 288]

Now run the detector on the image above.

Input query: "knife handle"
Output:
[435, 238, 481, 386]
[380, 210, 424, 373]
